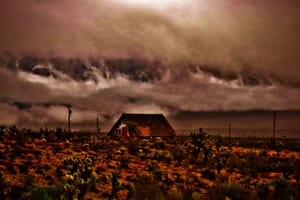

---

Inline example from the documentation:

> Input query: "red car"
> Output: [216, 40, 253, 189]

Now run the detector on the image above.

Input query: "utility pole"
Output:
[67, 104, 72, 133]
[97, 117, 100, 134]
[45, 123, 48, 133]
[273, 111, 276, 142]
[229, 123, 231, 139]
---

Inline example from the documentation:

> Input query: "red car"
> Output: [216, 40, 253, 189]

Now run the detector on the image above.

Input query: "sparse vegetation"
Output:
[0, 127, 299, 199]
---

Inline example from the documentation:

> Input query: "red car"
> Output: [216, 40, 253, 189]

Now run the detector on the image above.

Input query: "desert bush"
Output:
[246, 152, 268, 177]
[259, 149, 268, 157]
[164, 151, 174, 164]
[190, 130, 216, 164]
[172, 147, 186, 163]
[61, 155, 97, 199]
[55, 167, 64, 177]
[190, 130, 207, 157]
[202, 168, 216, 181]
[8, 184, 28, 199]
[4, 175, 34, 199]
[191, 191, 203, 200]
[295, 160, 300, 180]
[256, 182, 270, 200]
[102, 172, 123, 200]
[120, 156, 130, 169]
[44, 131, 57, 142]
[154, 150, 174, 164]
[206, 181, 252, 200]
[9, 124, 18, 133]
[132, 177, 165, 200]
[0, 171, 6, 199]
[0, 125, 5, 140]
[284, 139, 300, 151]
[268, 156, 295, 177]
[0, 125, 5, 132]
[35, 166, 44, 175]
[26, 183, 64, 200]
[215, 150, 230, 173]
[19, 164, 29, 174]
[226, 154, 245, 173]
[168, 188, 203, 200]
[167, 190, 184, 200]
[127, 141, 141, 155]
[269, 176, 300, 200]
[16, 132, 27, 146]
[154, 137, 166, 149]
[153, 167, 164, 181]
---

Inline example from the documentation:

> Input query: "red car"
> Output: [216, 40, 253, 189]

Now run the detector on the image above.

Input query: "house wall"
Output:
[137, 126, 150, 137]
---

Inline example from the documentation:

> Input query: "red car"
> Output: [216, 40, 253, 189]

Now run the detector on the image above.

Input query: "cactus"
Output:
[60, 155, 97, 199]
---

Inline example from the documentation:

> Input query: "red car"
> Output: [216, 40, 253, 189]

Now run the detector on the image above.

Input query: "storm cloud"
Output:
[1, 57, 300, 130]
[1, 0, 300, 84]
[0, 0, 300, 129]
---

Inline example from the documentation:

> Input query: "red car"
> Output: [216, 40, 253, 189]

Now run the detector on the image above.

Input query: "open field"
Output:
[0, 129, 300, 200]
[177, 128, 300, 139]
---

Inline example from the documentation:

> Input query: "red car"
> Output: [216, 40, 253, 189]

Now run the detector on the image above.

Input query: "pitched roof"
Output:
[108, 113, 176, 137]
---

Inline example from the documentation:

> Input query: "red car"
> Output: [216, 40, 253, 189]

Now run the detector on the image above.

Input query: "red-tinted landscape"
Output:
[1, 0, 300, 199]
[0, 127, 300, 199]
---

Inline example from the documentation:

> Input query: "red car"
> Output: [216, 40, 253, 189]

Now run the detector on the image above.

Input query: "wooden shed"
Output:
[108, 113, 176, 139]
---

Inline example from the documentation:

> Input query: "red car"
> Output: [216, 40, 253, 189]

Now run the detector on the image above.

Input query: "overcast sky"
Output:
[0, 0, 300, 130]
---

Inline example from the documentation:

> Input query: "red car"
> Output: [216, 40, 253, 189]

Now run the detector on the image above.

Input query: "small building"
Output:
[108, 113, 176, 139]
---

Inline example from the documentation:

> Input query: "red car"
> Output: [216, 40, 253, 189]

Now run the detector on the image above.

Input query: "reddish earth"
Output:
[0, 133, 300, 199]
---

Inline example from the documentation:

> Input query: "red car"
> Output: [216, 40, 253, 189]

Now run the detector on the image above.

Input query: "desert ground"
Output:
[0, 128, 300, 200]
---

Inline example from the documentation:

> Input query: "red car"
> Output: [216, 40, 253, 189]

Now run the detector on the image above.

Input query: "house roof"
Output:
[108, 113, 176, 137]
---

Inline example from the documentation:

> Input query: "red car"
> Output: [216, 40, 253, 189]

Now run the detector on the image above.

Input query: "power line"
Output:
[273, 111, 276, 142]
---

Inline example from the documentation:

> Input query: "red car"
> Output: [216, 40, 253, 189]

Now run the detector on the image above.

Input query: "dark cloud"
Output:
[171, 110, 300, 130]
[0, 0, 300, 129]
[0, 67, 51, 102]
[1, 57, 300, 129]
[1, 0, 300, 84]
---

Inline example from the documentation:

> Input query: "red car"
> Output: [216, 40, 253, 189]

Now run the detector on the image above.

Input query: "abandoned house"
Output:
[108, 113, 176, 139]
